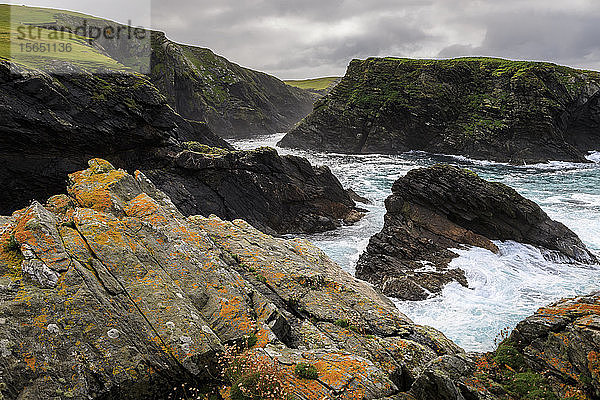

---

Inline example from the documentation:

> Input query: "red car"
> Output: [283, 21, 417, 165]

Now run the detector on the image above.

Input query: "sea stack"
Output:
[356, 165, 598, 300]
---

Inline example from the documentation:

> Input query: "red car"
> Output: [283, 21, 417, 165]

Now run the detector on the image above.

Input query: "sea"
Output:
[231, 133, 600, 352]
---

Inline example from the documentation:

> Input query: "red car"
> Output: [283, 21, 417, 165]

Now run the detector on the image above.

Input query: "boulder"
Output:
[357, 165, 597, 300]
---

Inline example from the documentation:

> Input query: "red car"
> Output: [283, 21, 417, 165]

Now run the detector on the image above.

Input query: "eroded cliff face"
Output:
[0, 159, 462, 400]
[357, 165, 597, 301]
[149, 32, 315, 138]
[0, 60, 230, 216]
[280, 57, 600, 164]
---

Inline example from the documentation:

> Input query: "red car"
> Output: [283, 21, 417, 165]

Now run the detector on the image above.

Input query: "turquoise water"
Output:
[231, 134, 600, 352]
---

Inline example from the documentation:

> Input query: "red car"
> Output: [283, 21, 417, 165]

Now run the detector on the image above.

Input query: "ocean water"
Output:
[231, 133, 600, 352]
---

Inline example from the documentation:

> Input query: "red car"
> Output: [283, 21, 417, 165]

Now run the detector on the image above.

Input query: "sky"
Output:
[9, 0, 600, 79]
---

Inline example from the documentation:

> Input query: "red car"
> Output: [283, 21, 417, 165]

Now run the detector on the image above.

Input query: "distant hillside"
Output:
[0, 4, 315, 138]
[285, 76, 341, 96]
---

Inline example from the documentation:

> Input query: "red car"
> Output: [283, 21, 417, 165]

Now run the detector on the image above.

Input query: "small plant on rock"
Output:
[2, 234, 19, 252]
[294, 363, 318, 380]
[219, 344, 290, 400]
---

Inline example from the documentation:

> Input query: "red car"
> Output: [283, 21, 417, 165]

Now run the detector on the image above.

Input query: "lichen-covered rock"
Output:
[0, 159, 461, 400]
[412, 293, 600, 400]
[280, 57, 600, 164]
[357, 165, 597, 300]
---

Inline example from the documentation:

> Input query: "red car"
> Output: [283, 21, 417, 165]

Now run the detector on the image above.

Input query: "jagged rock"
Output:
[280, 57, 600, 164]
[0, 61, 357, 234]
[0, 159, 463, 400]
[357, 165, 597, 300]
[146, 145, 361, 235]
[410, 292, 600, 400]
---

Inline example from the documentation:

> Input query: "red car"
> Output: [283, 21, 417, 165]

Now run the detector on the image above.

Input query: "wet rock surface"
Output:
[357, 165, 597, 300]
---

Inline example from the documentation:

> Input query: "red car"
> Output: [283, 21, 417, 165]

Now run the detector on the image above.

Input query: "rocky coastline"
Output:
[356, 165, 597, 301]
[280, 57, 600, 164]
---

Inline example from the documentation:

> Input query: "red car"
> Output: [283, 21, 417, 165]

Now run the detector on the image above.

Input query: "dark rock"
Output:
[280, 57, 600, 164]
[0, 61, 357, 234]
[357, 165, 597, 300]
[143, 145, 362, 235]
[347, 188, 373, 205]
[0, 60, 229, 216]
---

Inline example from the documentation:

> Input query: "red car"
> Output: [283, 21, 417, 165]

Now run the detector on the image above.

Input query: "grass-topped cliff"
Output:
[280, 57, 600, 163]
[0, 4, 314, 138]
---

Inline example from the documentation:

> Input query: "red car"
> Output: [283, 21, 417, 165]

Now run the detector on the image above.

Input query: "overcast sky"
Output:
[11, 0, 600, 79]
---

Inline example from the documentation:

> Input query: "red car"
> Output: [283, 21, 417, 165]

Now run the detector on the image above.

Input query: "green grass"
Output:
[0, 4, 130, 72]
[284, 76, 340, 91]
[294, 363, 318, 380]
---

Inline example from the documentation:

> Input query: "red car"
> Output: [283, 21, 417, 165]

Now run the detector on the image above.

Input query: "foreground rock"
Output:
[0, 61, 358, 234]
[357, 165, 597, 300]
[410, 292, 600, 399]
[0, 159, 462, 400]
[280, 57, 600, 164]
[144, 144, 363, 235]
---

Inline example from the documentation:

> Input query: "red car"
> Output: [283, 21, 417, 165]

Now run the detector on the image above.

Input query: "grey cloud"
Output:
[16, 0, 600, 78]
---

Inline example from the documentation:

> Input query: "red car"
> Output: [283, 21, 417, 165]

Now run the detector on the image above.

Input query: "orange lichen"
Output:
[67, 159, 126, 212]
[124, 194, 168, 225]
[589, 351, 599, 380]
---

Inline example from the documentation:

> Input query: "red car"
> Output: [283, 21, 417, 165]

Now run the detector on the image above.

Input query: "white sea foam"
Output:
[232, 133, 600, 352]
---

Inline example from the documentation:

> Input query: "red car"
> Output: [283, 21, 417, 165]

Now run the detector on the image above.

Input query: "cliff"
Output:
[357, 165, 597, 300]
[280, 57, 600, 164]
[0, 60, 358, 234]
[149, 32, 315, 138]
[2, 5, 315, 138]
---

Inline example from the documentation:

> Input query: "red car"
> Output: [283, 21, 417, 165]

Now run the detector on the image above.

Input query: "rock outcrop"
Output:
[280, 57, 600, 164]
[357, 165, 597, 300]
[0, 60, 358, 234]
[410, 292, 600, 400]
[144, 144, 363, 235]
[0, 159, 462, 400]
